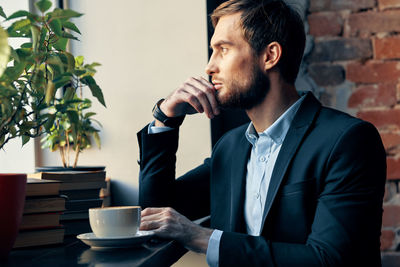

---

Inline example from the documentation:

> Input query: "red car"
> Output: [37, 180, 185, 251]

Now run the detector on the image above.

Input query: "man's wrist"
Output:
[184, 225, 214, 254]
[152, 99, 185, 128]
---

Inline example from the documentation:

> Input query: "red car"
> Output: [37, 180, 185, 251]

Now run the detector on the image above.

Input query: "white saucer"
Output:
[77, 231, 155, 250]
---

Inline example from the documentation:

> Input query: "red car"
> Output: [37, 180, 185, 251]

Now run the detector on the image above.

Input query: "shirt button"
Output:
[259, 156, 266, 162]
[255, 192, 260, 199]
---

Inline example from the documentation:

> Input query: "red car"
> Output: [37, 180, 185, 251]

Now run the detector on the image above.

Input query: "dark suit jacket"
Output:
[137, 92, 386, 267]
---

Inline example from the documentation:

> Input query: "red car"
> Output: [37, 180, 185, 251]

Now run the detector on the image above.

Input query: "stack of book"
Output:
[14, 178, 65, 248]
[28, 170, 109, 236]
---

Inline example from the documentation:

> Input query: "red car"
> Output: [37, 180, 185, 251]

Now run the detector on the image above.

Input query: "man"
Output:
[137, 0, 386, 266]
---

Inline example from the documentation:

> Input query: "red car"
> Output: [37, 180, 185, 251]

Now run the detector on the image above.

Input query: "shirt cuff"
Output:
[147, 120, 174, 134]
[206, 229, 223, 267]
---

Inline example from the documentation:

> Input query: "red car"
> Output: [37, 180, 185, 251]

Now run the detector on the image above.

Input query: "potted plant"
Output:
[2, 0, 105, 169]
[39, 55, 105, 169]
[0, 0, 105, 257]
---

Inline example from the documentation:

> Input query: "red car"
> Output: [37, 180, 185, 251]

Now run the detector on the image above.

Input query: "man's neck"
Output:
[246, 74, 300, 133]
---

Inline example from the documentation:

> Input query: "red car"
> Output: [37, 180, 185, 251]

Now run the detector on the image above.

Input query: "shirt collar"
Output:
[245, 94, 305, 146]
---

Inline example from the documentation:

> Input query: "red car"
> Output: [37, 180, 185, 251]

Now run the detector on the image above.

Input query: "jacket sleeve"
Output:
[219, 121, 386, 267]
[137, 125, 211, 220]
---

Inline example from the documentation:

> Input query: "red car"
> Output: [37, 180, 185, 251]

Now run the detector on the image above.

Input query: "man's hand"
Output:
[140, 207, 213, 254]
[156, 77, 220, 127]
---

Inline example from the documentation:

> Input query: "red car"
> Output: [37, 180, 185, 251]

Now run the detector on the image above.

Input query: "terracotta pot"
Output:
[0, 174, 26, 259]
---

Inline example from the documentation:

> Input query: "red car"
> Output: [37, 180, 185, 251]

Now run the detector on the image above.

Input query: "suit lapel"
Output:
[229, 133, 251, 232]
[261, 92, 321, 229]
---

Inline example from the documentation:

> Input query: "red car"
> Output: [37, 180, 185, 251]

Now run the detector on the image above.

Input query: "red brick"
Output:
[348, 11, 400, 36]
[374, 37, 400, 60]
[347, 61, 400, 84]
[348, 82, 397, 109]
[387, 157, 400, 180]
[308, 12, 342, 37]
[331, 0, 376, 11]
[309, 0, 330, 12]
[381, 229, 395, 250]
[308, 64, 345, 86]
[310, 0, 375, 12]
[357, 109, 400, 129]
[309, 38, 372, 62]
[381, 132, 400, 151]
[379, 0, 400, 10]
[383, 204, 400, 227]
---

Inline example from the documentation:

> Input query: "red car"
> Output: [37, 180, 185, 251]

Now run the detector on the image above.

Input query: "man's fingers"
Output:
[184, 83, 215, 119]
[191, 77, 220, 117]
[141, 207, 165, 216]
[140, 219, 160, 230]
[179, 90, 204, 114]
[197, 77, 220, 116]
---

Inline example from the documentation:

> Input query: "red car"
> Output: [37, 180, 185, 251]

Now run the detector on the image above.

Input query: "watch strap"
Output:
[152, 99, 185, 128]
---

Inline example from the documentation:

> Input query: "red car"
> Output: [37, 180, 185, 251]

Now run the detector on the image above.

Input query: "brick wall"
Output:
[307, 0, 400, 264]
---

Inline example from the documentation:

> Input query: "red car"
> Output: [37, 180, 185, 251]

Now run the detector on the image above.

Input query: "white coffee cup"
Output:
[89, 206, 141, 238]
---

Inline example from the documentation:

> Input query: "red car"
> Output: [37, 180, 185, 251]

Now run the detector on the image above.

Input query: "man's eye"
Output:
[221, 47, 228, 53]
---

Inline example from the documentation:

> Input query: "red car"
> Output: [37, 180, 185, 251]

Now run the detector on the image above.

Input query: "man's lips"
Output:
[212, 81, 223, 90]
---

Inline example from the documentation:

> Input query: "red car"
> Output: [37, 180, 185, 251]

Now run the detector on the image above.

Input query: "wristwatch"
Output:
[152, 99, 185, 128]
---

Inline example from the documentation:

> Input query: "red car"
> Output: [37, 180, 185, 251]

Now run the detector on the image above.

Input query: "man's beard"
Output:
[215, 65, 270, 110]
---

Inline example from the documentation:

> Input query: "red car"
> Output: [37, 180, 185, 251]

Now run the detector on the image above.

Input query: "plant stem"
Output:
[73, 136, 81, 168]
[60, 146, 66, 168]
[66, 130, 70, 167]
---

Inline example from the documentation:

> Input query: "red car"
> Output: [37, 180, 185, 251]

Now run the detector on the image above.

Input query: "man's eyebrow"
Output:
[209, 40, 234, 49]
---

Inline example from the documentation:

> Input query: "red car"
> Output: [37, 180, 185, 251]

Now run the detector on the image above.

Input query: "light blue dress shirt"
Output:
[148, 95, 305, 267]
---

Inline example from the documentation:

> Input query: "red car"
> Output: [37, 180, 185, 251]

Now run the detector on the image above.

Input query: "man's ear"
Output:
[261, 42, 282, 72]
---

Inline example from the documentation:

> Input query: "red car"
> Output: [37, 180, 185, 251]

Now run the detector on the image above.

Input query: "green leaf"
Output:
[62, 21, 81, 34]
[63, 87, 75, 101]
[80, 76, 106, 107]
[63, 51, 75, 72]
[66, 110, 79, 124]
[0, 7, 7, 19]
[84, 112, 96, 119]
[6, 10, 29, 21]
[9, 125, 17, 137]
[2, 61, 26, 81]
[21, 42, 32, 48]
[21, 135, 30, 146]
[62, 32, 78, 40]
[73, 69, 86, 76]
[53, 75, 71, 89]
[53, 37, 68, 51]
[10, 18, 31, 31]
[43, 114, 56, 131]
[35, 0, 52, 13]
[46, 54, 64, 74]
[93, 131, 101, 148]
[30, 26, 40, 52]
[10, 47, 19, 62]
[49, 19, 62, 36]
[39, 26, 47, 47]
[0, 26, 10, 78]
[75, 55, 84, 66]
[45, 80, 55, 105]
[50, 8, 83, 20]
[15, 48, 32, 61]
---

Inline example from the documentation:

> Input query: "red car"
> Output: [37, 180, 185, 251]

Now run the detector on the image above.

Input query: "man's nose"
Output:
[205, 55, 218, 76]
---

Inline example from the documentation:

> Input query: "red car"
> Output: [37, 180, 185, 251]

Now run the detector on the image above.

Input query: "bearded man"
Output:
[137, 0, 386, 266]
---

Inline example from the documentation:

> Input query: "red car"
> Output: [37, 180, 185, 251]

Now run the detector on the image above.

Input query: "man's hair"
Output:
[211, 0, 306, 84]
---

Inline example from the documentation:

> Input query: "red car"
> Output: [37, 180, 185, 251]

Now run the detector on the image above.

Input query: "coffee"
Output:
[89, 206, 141, 238]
